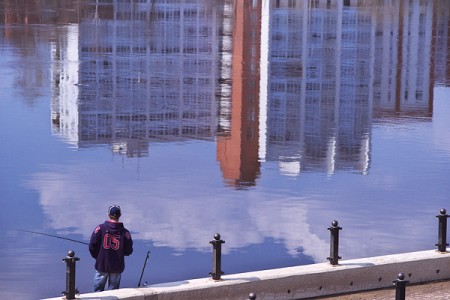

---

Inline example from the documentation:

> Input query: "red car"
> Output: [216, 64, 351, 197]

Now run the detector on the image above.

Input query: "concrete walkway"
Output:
[44, 249, 450, 300]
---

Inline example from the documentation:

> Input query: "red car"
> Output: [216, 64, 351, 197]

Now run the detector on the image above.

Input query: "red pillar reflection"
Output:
[216, 0, 261, 187]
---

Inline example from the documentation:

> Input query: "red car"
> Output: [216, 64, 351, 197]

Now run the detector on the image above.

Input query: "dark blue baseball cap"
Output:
[108, 205, 121, 218]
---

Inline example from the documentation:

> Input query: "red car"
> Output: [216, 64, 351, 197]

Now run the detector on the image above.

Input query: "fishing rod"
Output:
[138, 250, 151, 287]
[18, 229, 89, 245]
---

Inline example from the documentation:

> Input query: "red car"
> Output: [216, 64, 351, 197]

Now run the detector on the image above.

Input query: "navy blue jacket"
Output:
[89, 220, 133, 273]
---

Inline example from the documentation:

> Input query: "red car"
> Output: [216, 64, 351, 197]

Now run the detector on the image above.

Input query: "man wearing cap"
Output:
[89, 205, 133, 291]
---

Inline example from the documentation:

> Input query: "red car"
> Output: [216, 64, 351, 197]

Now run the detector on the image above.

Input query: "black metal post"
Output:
[393, 273, 409, 300]
[436, 208, 449, 252]
[209, 233, 225, 280]
[62, 250, 79, 299]
[248, 292, 256, 300]
[327, 220, 342, 265]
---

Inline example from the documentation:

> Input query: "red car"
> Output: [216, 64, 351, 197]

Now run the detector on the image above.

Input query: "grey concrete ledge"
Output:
[44, 249, 450, 300]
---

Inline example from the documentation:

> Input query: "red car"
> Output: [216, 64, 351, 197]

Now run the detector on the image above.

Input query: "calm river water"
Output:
[1, 0, 450, 299]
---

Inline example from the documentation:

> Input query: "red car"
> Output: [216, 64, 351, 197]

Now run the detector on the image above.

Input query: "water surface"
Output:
[0, 0, 449, 299]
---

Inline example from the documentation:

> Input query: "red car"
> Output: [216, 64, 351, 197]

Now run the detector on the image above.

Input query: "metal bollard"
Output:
[62, 250, 80, 299]
[248, 292, 256, 300]
[393, 273, 409, 300]
[436, 208, 449, 252]
[209, 233, 225, 280]
[327, 220, 342, 265]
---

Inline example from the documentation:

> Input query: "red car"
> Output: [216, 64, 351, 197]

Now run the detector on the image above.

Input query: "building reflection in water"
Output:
[52, 1, 222, 158]
[216, 0, 261, 187]
[44, 0, 442, 187]
[262, 0, 436, 177]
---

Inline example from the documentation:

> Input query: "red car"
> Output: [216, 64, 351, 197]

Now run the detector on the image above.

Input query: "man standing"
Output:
[89, 205, 133, 291]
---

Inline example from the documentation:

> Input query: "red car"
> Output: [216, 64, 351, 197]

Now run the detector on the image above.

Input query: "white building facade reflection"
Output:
[52, 1, 223, 157]
[50, 0, 442, 180]
[262, 0, 436, 177]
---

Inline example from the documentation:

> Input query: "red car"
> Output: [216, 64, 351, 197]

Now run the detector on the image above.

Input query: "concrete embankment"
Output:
[44, 249, 450, 300]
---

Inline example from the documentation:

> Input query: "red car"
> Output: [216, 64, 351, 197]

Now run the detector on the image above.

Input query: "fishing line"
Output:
[18, 229, 89, 245]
